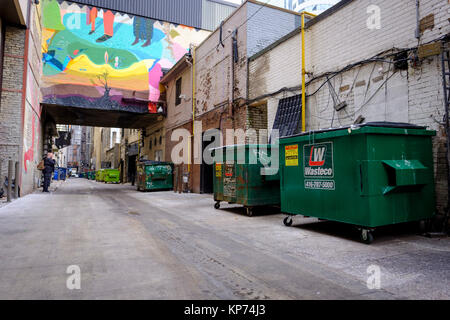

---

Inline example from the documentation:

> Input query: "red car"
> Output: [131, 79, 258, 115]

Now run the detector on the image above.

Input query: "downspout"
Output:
[189, 46, 196, 176]
[0, 19, 6, 110]
[231, 29, 238, 119]
[19, 0, 33, 190]
[300, 11, 316, 132]
[415, 0, 420, 41]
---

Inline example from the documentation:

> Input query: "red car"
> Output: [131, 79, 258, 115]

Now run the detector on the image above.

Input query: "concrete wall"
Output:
[248, 0, 450, 214]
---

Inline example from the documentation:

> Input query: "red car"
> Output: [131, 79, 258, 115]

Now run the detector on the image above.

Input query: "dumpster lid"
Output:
[210, 144, 272, 151]
[139, 160, 172, 166]
[282, 122, 428, 138]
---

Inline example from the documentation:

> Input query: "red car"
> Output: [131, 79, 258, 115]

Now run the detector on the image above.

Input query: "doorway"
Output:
[127, 155, 137, 185]
[200, 130, 216, 194]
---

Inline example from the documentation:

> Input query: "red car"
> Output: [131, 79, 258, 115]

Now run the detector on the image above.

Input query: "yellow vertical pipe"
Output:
[189, 46, 196, 173]
[301, 12, 306, 132]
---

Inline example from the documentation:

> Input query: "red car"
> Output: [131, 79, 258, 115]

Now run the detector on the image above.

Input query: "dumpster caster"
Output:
[283, 216, 293, 227]
[246, 207, 253, 217]
[360, 229, 374, 244]
[214, 202, 220, 209]
[418, 219, 430, 233]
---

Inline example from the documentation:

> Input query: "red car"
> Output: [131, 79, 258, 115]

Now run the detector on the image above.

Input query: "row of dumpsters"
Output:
[212, 122, 436, 244]
[83, 122, 436, 244]
[83, 161, 174, 191]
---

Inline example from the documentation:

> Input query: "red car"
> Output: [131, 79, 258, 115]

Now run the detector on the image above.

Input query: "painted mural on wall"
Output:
[41, 0, 209, 113]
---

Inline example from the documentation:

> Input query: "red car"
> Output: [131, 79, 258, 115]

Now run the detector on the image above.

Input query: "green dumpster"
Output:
[136, 161, 173, 191]
[279, 122, 436, 243]
[212, 144, 280, 216]
[103, 169, 120, 184]
[95, 169, 105, 182]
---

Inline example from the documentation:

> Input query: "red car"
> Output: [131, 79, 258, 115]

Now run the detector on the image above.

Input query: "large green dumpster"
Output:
[212, 144, 280, 216]
[136, 161, 173, 191]
[279, 122, 436, 243]
[103, 169, 120, 183]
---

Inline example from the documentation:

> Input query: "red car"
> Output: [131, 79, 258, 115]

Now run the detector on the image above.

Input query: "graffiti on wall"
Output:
[41, 0, 209, 113]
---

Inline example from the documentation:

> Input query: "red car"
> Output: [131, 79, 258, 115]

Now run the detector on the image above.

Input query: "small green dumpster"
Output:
[136, 161, 173, 191]
[279, 122, 436, 243]
[212, 144, 280, 216]
[95, 169, 105, 182]
[103, 169, 120, 184]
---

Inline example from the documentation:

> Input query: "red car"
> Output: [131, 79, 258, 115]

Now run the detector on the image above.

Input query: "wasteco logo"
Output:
[304, 142, 334, 178]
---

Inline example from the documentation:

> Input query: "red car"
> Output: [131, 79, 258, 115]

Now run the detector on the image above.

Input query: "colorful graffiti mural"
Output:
[41, 0, 210, 113]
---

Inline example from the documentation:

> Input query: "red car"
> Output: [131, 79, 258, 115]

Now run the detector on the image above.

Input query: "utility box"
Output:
[136, 161, 173, 191]
[279, 122, 436, 243]
[212, 144, 280, 216]
[103, 169, 120, 184]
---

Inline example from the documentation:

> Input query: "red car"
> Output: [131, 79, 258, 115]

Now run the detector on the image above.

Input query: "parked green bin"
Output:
[212, 144, 280, 216]
[103, 169, 120, 184]
[95, 169, 105, 182]
[279, 122, 436, 243]
[136, 161, 173, 191]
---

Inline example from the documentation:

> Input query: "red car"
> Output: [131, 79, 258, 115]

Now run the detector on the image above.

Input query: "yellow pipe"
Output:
[189, 46, 196, 172]
[300, 11, 316, 132]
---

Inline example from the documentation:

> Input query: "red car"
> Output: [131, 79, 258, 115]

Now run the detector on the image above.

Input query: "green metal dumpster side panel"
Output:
[103, 169, 120, 183]
[137, 162, 173, 191]
[213, 145, 280, 207]
[95, 169, 104, 181]
[280, 126, 436, 228]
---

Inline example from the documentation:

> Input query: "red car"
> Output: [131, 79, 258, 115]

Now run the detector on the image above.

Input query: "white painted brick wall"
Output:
[248, 0, 450, 213]
[250, 0, 449, 130]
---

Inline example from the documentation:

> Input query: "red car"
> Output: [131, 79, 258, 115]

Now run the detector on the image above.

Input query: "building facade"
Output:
[0, 0, 44, 195]
[160, 0, 301, 193]
[248, 0, 450, 216]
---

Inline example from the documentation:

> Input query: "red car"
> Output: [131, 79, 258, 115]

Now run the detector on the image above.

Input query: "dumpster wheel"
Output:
[283, 216, 293, 227]
[214, 202, 220, 209]
[246, 207, 253, 217]
[360, 229, 374, 244]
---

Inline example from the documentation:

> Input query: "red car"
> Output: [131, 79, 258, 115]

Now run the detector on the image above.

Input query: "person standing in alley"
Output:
[42, 152, 55, 193]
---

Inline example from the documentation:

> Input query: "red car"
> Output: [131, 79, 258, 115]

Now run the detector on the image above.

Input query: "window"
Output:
[175, 77, 182, 106]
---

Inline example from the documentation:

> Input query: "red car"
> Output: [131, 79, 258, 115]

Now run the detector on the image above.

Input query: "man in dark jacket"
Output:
[43, 152, 55, 193]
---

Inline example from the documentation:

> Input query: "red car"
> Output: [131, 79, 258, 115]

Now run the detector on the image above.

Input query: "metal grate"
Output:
[271, 95, 302, 139]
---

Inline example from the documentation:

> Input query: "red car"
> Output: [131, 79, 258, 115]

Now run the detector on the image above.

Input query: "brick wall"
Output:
[0, 26, 26, 189]
[248, 0, 450, 215]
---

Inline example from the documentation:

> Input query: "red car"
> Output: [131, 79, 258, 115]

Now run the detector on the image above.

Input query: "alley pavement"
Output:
[0, 178, 448, 299]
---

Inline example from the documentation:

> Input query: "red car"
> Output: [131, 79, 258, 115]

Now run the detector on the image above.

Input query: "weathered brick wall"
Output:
[248, 0, 450, 215]
[22, 4, 44, 195]
[0, 26, 25, 188]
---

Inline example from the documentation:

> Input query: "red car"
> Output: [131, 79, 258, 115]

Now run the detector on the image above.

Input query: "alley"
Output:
[0, 179, 448, 300]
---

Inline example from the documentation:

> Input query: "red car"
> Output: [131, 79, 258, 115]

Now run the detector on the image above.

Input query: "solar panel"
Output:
[271, 95, 302, 140]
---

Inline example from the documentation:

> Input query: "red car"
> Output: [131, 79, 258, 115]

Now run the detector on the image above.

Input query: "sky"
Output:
[225, 0, 285, 6]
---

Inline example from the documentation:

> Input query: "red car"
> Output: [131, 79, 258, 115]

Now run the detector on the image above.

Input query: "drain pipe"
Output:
[415, 0, 420, 40]
[19, 0, 33, 190]
[188, 46, 196, 176]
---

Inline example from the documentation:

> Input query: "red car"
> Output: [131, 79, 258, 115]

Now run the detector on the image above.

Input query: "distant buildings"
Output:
[286, 0, 340, 15]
